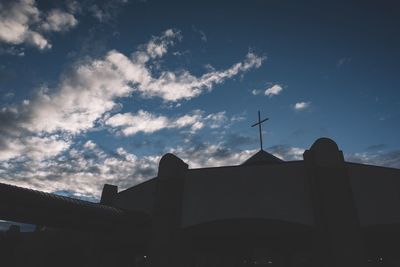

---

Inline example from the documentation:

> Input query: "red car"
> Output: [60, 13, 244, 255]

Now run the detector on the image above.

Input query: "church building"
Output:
[1, 136, 400, 267]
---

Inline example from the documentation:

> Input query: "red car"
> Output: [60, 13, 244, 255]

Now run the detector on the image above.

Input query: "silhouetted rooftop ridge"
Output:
[241, 149, 284, 166]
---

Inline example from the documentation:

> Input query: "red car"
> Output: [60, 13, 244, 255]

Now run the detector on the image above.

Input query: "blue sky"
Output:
[0, 0, 399, 199]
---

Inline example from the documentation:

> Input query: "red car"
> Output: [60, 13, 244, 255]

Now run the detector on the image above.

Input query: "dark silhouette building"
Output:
[1, 137, 400, 266]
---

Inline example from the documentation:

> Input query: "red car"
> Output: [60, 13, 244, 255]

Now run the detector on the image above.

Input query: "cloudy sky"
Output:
[0, 0, 399, 200]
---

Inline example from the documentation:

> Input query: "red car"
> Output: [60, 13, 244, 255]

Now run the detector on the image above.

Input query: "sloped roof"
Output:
[0, 182, 149, 231]
[241, 149, 284, 166]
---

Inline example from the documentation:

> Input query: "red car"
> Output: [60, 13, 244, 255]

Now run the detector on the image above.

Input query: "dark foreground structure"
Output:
[1, 137, 400, 267]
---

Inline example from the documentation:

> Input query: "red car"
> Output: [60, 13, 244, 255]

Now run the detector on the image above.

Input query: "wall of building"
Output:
[113, 179, 156, 215]
[348, 163, 400, 226]
[181, 162, 314, 227]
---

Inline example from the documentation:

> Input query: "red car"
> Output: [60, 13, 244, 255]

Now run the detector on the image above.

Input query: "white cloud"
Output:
[268, 145, 305, 161]
[0, 29, 263, 161]
[293, 101, 311, 110]
[25, 30, 51, 49]
[105, 110, 227, 136]
[22, 135, 71, 161]
[0, 141, 161, 199]
[105, 32, 264, 101]
[0, 105, 72, 161]
[41, 9, 78, 32]
[345, 150, 400, 169]
[106, 110, 170, 136]
[136, 51, 264, 101]
[265, 84, 283, 97]
[23, 59, 132, 134]
[252, 84, 283, 97]
[0, 49, 133, 160]
[145, 29, 181, 58]
[0, 133, 70, 162]
[0, 0, 77, 50]
[173, 113, 204, 132]
[170, 143, 257, 168]
[204, 112, 228, 129]
[0, 0, 42, 47]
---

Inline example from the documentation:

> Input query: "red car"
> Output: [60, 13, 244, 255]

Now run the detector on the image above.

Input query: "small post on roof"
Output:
[251, 110, 269, 150]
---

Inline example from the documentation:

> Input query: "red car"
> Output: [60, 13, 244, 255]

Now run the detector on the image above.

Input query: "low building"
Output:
[1, 137, 400, 267]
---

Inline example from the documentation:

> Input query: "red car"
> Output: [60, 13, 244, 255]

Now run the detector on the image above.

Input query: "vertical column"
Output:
[100, 184, 118, 205]
[149, 153, 188, 267]
[304, 138, 366, 267]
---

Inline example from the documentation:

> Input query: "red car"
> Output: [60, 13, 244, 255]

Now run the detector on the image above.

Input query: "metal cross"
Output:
[251, 110, 269, 150]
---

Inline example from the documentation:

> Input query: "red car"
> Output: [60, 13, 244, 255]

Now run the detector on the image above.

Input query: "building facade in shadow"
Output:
[1, 137, 400, 266]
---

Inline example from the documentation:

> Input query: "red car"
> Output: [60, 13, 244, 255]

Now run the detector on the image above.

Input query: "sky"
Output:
[0, 0, 399, 200]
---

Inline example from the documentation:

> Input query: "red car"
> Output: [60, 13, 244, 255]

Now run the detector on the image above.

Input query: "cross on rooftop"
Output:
[251, 110, 269, 150]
